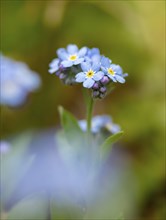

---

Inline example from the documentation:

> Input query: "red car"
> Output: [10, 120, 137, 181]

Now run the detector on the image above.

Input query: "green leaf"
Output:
[58, 106, 84, 146]
[7, 194, 48, 220]
[101, 131, 124, 149]
[101, 131, 124, 157]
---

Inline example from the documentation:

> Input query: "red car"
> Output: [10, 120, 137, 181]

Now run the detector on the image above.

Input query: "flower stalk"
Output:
[86, 96, 94, 144]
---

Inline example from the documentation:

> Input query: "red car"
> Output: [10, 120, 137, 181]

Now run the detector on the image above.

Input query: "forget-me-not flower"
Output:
[0, 55, 41, 107]
[75, 61, 104, 88]
[79, 115, 121, 134]
[57, 44, 87, 68]
[101, 56, 125, 83]
[85, 48, 101, 63]
[49, 58, 60, 74]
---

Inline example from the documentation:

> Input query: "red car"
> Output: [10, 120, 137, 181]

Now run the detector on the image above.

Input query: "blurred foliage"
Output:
[0, 0, 165, 220]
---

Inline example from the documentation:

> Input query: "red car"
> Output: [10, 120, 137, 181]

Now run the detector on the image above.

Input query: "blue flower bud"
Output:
[92, 90, 100, 98]
[101, 76, 110, 85]
[59, 73, 66, 79]
[100, 86, 107, 93]
[92, 82, 99, 90]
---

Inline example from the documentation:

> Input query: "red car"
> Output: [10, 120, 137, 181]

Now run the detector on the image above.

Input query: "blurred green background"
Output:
[1, 0, 165, 219]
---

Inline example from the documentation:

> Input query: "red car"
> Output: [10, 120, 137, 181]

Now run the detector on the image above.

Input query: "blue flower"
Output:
[0, 55, 41, 107]
[57, 44, 87, 68]
[85, 48, 101, 63]
[101, 56, 125, 83]
[75, 61, 104, 88]
[79, 115, 121, 134]
[48, 58, 60, 74]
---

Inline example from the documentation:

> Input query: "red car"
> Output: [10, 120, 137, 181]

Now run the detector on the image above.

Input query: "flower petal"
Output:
[49, 67, 58, 74]
[49, 58, 59, 68]
[115, 75, 125, 83]
[115, 65, 123, 75]
[57, 48, 68, 60]
[81, 62, 91, 72]
[107, 74, 117, 82]
[83, 78, 95, 88]
[92, 62, 100, 72]
[61, 60, 73, 67]
[93, 71, 104, 81]
[91, 115, 112, 133]
[78, 47, 88, 57]
[67, 44, 78, 54]
[75, 72, 86, 82]
[78, 120, 87, 132]
[91, 54, 101, 63]
[90, 48, 100, 56]
[49, 59, 59, 73]
[123, 73, 128, 77]
[74, 58, 84, 65]
[101, 66, 107, 73]
[101, 56, 110, 68]
[108, 123, 121, 134]
[110, 64, 118, 72]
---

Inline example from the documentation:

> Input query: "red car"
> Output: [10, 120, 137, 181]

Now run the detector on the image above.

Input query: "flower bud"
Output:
[59, 73, 66, 79]
[92, 83, 99, 90]
[99, 92, 106, 99]
[101, 76, 109, 85]
[92, 90, 100, 98]
[100, 86, 107, 93]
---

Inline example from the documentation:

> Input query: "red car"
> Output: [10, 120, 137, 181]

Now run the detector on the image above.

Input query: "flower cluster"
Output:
[78, 115, 121, 135]
[49, 44, 128, 99]
[0, 54, 41, 107]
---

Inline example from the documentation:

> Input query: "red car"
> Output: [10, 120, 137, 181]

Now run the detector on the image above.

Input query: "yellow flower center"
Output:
[86, 70, 95, 78]
[69, 54, 77, 61]
[108, 68, 115, 76]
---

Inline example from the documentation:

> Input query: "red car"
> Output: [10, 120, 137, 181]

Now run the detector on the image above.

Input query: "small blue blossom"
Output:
[75, 61, 104, 88]
[0, 55, 41, 107]
[49, 58, 60, 74]
[101, 56, 125, 83]
[79, 115, 121, 134]
[57, 44, 87, 68]
[49, 44, 88, 85]
[85, 48, 101, 63]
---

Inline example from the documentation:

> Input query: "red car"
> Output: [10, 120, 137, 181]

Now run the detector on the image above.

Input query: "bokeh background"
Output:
[0, 0, 165, 220]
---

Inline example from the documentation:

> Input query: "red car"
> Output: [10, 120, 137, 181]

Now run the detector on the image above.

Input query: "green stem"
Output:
[82, 89, 95, 145]
[87, 97, 94, 137]
[82, 87, 89, 107]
